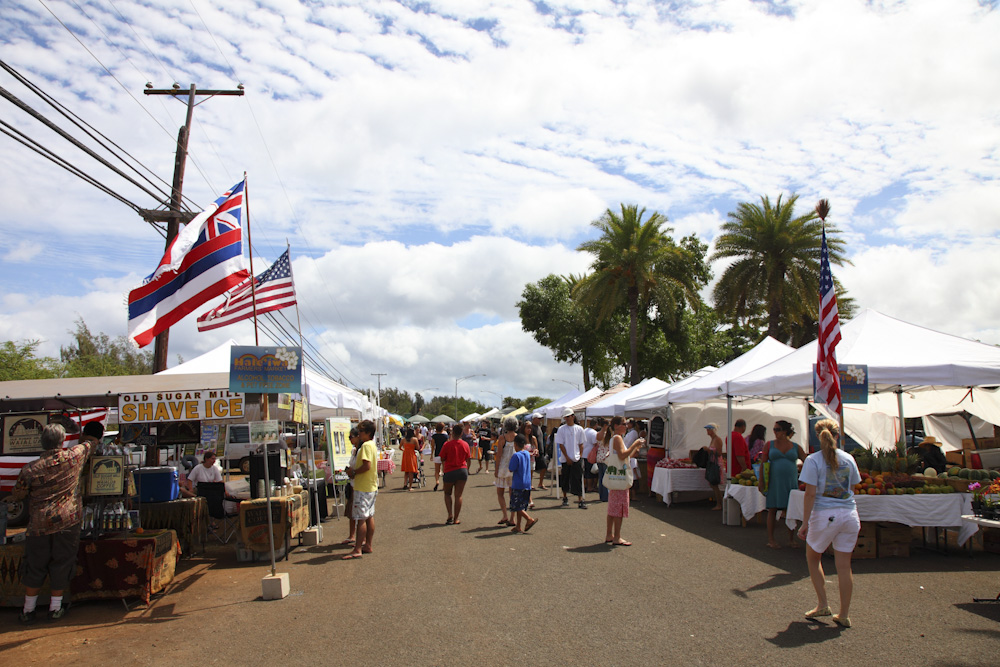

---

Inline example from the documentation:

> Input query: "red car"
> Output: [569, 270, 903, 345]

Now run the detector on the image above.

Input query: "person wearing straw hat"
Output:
[555, 408, 587, 509]
[915, 435, 947, 474]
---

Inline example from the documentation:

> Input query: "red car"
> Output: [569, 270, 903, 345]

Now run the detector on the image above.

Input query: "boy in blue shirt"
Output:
[508, 434, 538, 533]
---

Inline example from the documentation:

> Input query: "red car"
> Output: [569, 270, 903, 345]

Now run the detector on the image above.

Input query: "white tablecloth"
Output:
[650, 467, 713, 506]
[785, 490, 976, 545]
[725, 483, 767, 520]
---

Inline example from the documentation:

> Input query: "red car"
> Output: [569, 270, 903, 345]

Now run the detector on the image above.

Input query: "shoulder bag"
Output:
[601, 452, 633, 490]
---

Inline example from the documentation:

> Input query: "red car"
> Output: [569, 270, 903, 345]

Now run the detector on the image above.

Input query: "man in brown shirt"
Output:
[5, 420, 101, 623]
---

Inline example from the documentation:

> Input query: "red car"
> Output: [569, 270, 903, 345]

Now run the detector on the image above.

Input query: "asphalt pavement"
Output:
[3, 467, 1000, 666]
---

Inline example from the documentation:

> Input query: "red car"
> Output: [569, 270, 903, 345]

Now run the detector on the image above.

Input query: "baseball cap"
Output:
[703, 423, 719, 431]
[561, 407, 574, 418]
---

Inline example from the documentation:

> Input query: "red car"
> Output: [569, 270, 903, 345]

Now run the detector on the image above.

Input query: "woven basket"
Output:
[944, 477, 973, 493]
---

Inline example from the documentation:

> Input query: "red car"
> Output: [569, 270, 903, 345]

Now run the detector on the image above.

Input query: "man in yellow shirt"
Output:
[343, 420, 378, 560]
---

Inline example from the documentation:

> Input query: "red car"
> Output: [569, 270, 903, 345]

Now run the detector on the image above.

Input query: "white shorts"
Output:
[806, 507, 860, 554]
[494, 475, 511, 489]
[433, 456, 442, 464]
[352, 490, 377, 520]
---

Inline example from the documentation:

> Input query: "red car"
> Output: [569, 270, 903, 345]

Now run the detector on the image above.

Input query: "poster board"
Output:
[648, 415, 665, 449]
[325, 418, 353, 470]
[249, 420, 280, 447]
[87, 456, 125, 496]
[2, 414, 49, 455]
[119, 390, 244, 424]
[230, 346, 303, 394]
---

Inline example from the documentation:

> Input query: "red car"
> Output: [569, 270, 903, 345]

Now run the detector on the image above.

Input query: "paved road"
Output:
[3, 471, 1000, 666]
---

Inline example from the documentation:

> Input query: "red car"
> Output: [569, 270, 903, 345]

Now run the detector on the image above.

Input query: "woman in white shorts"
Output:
[493, 416, 517, 526]
[797, 419, 861, 629]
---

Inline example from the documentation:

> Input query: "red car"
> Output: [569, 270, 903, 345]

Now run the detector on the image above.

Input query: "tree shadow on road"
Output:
[765, 620, 844, 647]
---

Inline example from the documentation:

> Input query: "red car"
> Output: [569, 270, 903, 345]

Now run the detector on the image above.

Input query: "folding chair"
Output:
[197, 482, 240, 544]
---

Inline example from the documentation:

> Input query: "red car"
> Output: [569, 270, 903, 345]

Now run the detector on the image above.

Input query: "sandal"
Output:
[510, 527, 522, 533]
[832, 615, 852, 628]
[524, 518, 538, 532]
[445, 518, 454, 525]
[613, 540, 632, 547]
[805, 606, 832, 619]
[341, 553, 362, 560]
[497, 519, 509, 525]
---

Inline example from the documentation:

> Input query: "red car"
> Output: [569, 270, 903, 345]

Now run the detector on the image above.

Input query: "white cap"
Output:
[561, 407, 574, 418]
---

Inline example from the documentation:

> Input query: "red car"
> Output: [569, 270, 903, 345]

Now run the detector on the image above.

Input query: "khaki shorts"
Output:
[352, 490, 377, 520]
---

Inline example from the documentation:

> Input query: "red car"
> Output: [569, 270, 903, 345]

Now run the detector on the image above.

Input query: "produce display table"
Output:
[238, 491, 309, 559]
[139, 496, 208, 556]
[0, 529, 179, 607]
[376, 456, 396, 488]
[784, 490, 975, 545]
[724, 483, 767, 521]
[650, 467, 713, 506]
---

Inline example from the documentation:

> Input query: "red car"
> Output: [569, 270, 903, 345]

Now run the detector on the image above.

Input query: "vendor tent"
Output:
[623, 367, 716, 418]
[408, 415, 430, 423]
[663, 337, 794, 405]
[585, 378, 668, 418]
[478, 407, 501, 420]
[571, 383, 630, 419]
[459, 412, 482, 423]
[431, 414, 454, 423]
[502, 406, 529, 419]
[534, 389, 584, 418]
[728, 309, 1000, 397]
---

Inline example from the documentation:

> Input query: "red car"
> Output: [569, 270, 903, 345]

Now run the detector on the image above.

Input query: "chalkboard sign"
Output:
[648, 416, 665, 449]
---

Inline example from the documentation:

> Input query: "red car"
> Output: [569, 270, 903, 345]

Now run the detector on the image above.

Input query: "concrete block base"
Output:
[261, 572, 290, 600]
[302, 526, 323, 546]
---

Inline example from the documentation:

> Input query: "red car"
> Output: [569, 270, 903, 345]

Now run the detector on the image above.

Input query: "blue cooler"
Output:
[134, 467, 180, 502]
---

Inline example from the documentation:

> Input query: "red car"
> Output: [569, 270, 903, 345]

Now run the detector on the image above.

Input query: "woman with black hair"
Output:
[758, 420, 806, 549]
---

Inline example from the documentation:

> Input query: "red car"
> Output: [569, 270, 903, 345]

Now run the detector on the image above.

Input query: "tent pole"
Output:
[896, 389, 905, 448]
[724, 395, 733, 525]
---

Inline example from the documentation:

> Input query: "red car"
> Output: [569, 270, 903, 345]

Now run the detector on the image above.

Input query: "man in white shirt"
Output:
[186, 451, 223, 491]
[554, 408, 587, 508]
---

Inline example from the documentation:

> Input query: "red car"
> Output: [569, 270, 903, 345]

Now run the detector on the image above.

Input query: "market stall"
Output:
[784, 489, 976, 545]
[650, 467, 713, 506]
[724, 483, 767, 521]
[1, 529, 179, 607]
[138, 496, 208, 556]
[238, 490, 309, 560]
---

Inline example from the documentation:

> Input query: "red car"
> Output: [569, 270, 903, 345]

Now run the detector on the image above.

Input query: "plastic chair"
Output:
[197, 482, 240, 544]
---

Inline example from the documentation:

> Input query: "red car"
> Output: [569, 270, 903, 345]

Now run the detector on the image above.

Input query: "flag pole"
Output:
[286, 240, 324, 537]
[244, 171, 260, 345]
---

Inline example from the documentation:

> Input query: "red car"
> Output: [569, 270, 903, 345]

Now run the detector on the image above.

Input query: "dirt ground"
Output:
[3, 468, 1000, 666]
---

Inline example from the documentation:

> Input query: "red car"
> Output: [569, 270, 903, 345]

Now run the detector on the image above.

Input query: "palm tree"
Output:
[711, 194, 850, 342]
[575, 204, 702, 384]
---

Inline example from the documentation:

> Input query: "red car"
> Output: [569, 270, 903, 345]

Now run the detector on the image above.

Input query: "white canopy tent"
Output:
[534, 388, 585, 419]
[158, 339, 371, 419]
[570, 383, 630, 420]
[585, 378, 669, 418]
[478, 407, 501, 420]
[663, 338, 795, 405]
[622, 367, 716, 418]
[459, 412, 482, 423]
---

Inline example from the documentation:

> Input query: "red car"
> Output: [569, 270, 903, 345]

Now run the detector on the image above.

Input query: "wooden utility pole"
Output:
[139, 83, 244, 372]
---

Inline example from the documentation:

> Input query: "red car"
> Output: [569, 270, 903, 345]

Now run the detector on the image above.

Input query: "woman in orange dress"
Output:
[400, 428, 420, 491]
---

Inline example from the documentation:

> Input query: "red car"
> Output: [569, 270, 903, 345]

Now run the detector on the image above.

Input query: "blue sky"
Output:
[1, 0, 999, 402]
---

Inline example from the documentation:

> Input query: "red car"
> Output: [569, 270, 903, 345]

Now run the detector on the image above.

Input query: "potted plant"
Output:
[969, 482, 984, 516]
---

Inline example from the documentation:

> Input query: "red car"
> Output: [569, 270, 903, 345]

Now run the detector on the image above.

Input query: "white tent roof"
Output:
[549, 387, 603, 417]
[729, 309, 1000, 397]
[664, 337, 795, 404]
[585, 378, 669, 418]
[157, 339, 369, 416]
[535, 388, 584, 418]
[459, 412, 482, 423]
[478, 407, 501, 420]
[623, 366, 716, 417]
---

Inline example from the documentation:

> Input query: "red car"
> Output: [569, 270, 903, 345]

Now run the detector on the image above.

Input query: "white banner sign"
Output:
[119, 390, 244, 424]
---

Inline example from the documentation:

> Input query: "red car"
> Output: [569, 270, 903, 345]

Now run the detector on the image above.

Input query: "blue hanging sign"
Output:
[229, 345, 302, 394]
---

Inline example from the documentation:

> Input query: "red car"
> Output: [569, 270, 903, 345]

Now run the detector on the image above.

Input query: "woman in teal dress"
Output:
[757, 420, 807, 549]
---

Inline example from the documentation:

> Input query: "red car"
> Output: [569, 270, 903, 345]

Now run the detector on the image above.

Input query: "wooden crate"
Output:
[878, 542, 911, 558]
[877, 522, 913, 544]
[945, 450, 964, 466]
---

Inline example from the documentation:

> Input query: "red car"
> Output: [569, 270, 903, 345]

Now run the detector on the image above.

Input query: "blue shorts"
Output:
[509, 488, 531, 512]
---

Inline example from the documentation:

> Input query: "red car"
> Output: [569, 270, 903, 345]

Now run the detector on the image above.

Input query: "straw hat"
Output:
[919, 435, 941, 446]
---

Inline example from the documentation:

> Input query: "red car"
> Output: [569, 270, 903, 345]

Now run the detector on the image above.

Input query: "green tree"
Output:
[575, 204, 705, 384]
[60, 319, 154, 377]
[518, 273, 622, 390]
[379, 387, 414, 415]
[711, 194, 852, 343]
[0, 340, 61, 381]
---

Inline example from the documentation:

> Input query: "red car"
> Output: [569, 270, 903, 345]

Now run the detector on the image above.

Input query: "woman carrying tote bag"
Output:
[602, 416, 645, 546]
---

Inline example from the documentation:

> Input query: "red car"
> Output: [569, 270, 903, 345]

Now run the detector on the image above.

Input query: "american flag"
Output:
[0, 409, 107, 494]
[196, 249, 297, 332]
[816, 225, 842, 414]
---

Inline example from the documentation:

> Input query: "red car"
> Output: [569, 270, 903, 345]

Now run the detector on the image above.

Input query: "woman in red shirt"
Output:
[439, 423, 470, 525]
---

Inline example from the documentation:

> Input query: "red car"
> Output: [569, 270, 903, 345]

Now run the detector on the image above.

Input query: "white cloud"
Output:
[2, 0, 999, 403]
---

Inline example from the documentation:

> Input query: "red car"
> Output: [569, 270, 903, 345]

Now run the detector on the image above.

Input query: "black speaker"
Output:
[249, 451, 285, 499]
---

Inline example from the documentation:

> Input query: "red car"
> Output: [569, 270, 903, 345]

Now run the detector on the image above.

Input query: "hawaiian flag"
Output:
[816, 224, 842, 414]
[127, 180, 250, 348]
[196, 249, 297, 331]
